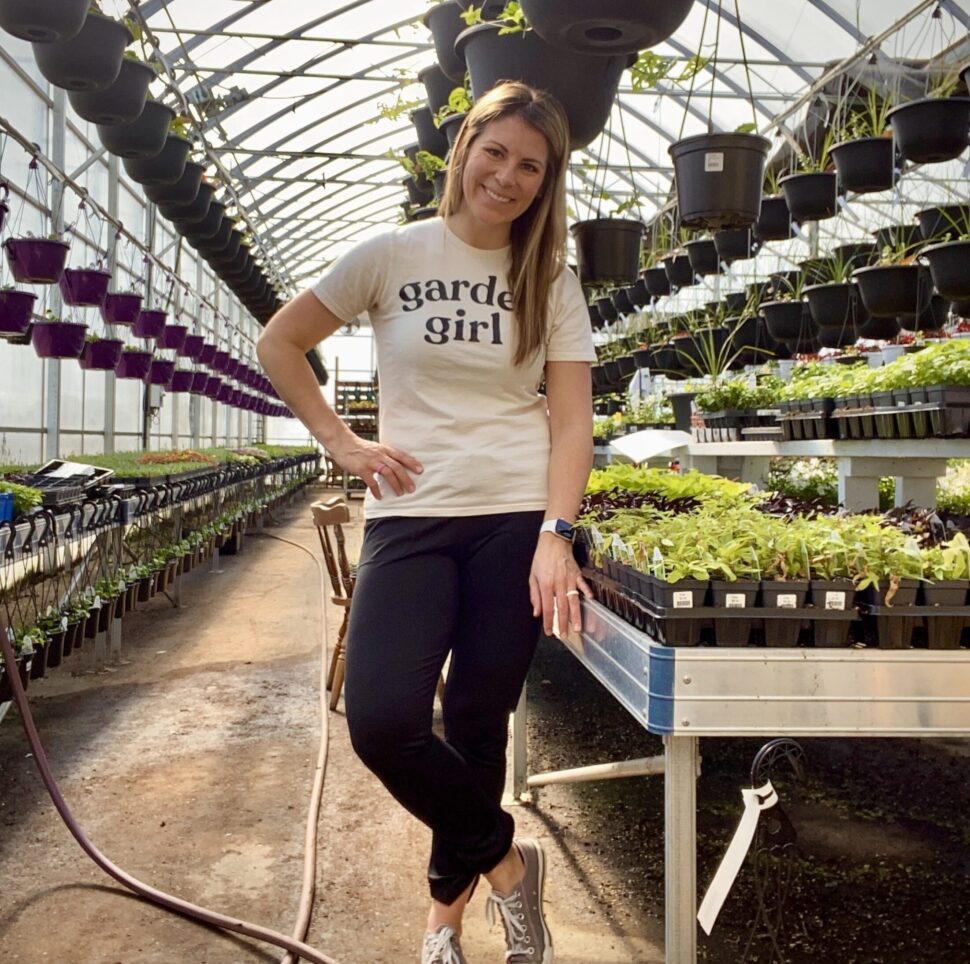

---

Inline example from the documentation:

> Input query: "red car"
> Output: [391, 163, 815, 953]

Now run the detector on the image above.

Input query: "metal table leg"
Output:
[665, 734, 699, 964]
[511, 685, 528, 800]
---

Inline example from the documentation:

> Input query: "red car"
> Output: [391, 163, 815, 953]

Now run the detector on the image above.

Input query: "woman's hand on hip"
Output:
[327, 433, 423, 500]
[529, 533, 592, 636]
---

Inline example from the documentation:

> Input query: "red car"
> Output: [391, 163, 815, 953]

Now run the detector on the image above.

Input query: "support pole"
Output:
[44, 88, 67, 461]
[664, 735, 699, 964]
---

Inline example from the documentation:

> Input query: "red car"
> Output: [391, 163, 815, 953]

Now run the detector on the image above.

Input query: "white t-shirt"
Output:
[311, 217, 596, 518]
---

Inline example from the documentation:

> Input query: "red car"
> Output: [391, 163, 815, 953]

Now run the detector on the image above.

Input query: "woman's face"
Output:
[458, 114, 550, 237]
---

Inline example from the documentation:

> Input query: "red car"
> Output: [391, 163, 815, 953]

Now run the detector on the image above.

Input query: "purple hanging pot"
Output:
[144, 359, 175, 386]
[0, 288, 37, 335]
[216, 382, 233, 403]
[204, 375, 223, 399]
[31, 321, 87, 359]
[78, 337, 123, 370]
[100, 290, 142, 324]
[168, 369, 195, 393]
[178, 334, 206, 359]
[156, 323, 188, 351]
[115, 349, 153, 379]
[132, 308, 166, 338]
[4, 237, 70, 284]
[198, 342, 217, 365]
[188, 371, 209, 394]
[59, 266, 111, 306]
[210, 349, 231, 373]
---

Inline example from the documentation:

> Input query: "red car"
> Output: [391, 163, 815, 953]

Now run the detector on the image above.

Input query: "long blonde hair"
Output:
[438, 81, 570, 366]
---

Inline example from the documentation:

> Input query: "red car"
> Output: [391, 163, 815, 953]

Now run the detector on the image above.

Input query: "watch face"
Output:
[555, 519, 575, 540]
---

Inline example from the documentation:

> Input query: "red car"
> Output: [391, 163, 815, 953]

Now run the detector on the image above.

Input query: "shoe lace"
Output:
[486, 890, 529, 954]
[423, 926, 463, 964]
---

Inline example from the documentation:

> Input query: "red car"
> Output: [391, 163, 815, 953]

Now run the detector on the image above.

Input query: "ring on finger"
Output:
[375, 462, 386, 476]
[566, 590, 580, 597]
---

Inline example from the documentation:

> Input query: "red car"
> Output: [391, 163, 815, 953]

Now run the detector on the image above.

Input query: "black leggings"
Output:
[343, 511, 544, 905]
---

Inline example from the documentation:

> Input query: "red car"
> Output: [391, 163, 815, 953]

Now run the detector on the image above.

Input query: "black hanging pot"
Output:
[97, 99, 174, 159]
[440, 112, 466, 149]
[410, 106, 449, 158]
[915, 204, 969, 243]
[123, 134, 192, 186]
[588, 304, 606, 330]
[570, 218, 643, 286]
[662, 253, 694, 289]
[520, 0, 694, 54]
[684, 238, 719, 277]
[193, 218, 234, 255]
[830, 137, 897, 194]
[145, 161, 205, 207]
[626, 278, 650, 308]
[778, 171, 837, 223]
[207, 229, 244, 265]
[816, 324, 856, 349]
[177, 201, 227, 241]
[455, 23, 632, 150]
[714, 227, 759, 264]
[852, 263, 932, 319]
[857, 313, 900, 340]
[668, 132, 770, 230]
[642, 265, 671, 297]
[830, 241, 878, 269]
[219, 259, 256, 286]
[752, 194, 792, 242]
[418, 62, 456, 116]
[595, 295, 618, 323]
[161, 182, 216, 226]
[871, 223, 923, 261]
[952, 299, 970, 318]
[804, 283, 854, 330]
[901, 294, 950, 333]
[768, 270, 802, 298]
[32, 11, 130, 91]
[422, 2, 467, 82]
[888, 97, 970, 164]
[762, 300, 814, 344]
[722, 291, 749, 314]
[921, 240, 970, 300]
[67, 57, 155, 125]
[0, 0, 88, 42]
[611, 286, 634, 315]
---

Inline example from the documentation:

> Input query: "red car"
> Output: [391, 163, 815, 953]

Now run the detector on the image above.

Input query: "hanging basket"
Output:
[570, 218, 643, 286]
[0, 0, 88, 43]
[752, 194, 792, 242]
[422, 2, 467, 83]
[902, 293, 950, 333]
[145, 359, 176, 387]
[714, 227, 759, 264]
[761, 300, 815, 344]
[830, 136, 897, 194]
[668, 132, 770, 231]
[662, 253, 694, 289]
[857, 313, 900, 340]
[115, 349, 153, 379]
[78, 337, 123, 371]
[816, 324, 856, 349]
[190, 371, 210, 394]
[915, 204, 969, 243]
[455, 23, 632, 150]
[31, 320, 87, 359]
[921, 240, 970, 300]
[440, 112, 466, 149]
[67, 56, 155, 125]
[0, 288, 36, 336]
[804, 283, 853, 330]
[684, 238, 719, 277]
[204, 376, 224, 399]
[778, 171, 837, 223]
[418, 62, 457, 116]
[168, 369, 195, 393]
[58, 267, 110, 306]
[888, 97, 970, 164]
[852, 264, 932, 319]
[176, 201, 226, 241]
[178, 334, 206, 359]
[872, 222, 923, 258]
[831, 241, 878, 268]
[198, 342, 218, 365]
[642, 265, 670, 297]
[192, 218, 234, 255]
[132, 308, 167, 339]
[3, 237, 70, 283]
[161, 182, 216, 226]
[100, 290, 142, 325]
[410, 106, 449, 158]
[144, 161, 205, 207]
[32, 11, 130, 91]
[211, 349, 232, 374]
[97, 99, 174, 159]
[156, 323, 188, 351]
[520, 0, 694, 54]
[123, 134, 192, 186]
[207, 231, 245, 267]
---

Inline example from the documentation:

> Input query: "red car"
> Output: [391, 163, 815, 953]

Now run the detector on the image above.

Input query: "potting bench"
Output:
[511, 597, 970, 964]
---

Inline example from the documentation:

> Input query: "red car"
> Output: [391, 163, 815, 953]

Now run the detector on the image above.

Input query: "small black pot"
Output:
[642, 265, 671, 297]
[67, 56, 155, 125]
[418, 61, 456, 116]
[626, 279, 650, 308]
[830, 137, 897, 194]
[900, 294, 950, 333]
[410, 105, 449, 158]
[804, 283, 853, 330]
[668, 391, 696, 432]
[422, 2, 467, 82]
[32, 11, 131, 92]
[0, 0, 88, 42]
[595, 295, 618, 323]
[753, 195, 793, 241]
[440, 112, 465, 148]
[852, 263, 932, 319]
[570, 218, 644, 286]
[872, 222, 923, 257]
[915, 204, 969, 243]
[921, 239, 970, 301]
[714, 227, 759, 264]
[611, 286, 634, 315]
[177, 201, 227, 241]
[160, 181, 215, 226]
[888, 97, 970, 164]
[145, 161, 205, 207]
[684, 238, 720, 277]
[762, 300, 814, 344]
[97, 99, 174, 159]
[779, 171, 838, 223]
[123, 134, 192, 186]
[662, 253, 694, 289]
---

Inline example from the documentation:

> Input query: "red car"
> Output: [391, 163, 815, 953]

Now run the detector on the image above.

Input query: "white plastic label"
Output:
[673, 591, 693, 609]
[725, 593, 746, 608]
[705, 152, 725, 172]
[776, 594, 797, 609]
[824, 591, 846, 611]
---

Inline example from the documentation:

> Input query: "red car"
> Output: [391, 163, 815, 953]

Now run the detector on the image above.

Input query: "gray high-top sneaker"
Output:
[421, 924, 468, 964]
[486, 837, 553, 963]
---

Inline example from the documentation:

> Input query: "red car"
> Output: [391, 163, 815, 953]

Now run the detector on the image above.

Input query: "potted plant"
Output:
[570, 218, 644, 287]
[829, 87, 897, 194]
[454, 9, 632, 150]
[31, 7, 131, 92]
[803, 251, 858, 333]
[753, 168, 793, 241]
[156, 322, 188, 351]
[160, 181, 216, 227]
[133, 307, 166, 339]
[853, 241, 933, 320]
[410, 105, 449, 159]
[888, 67, 970, 164]
[98, 97, 174, 159]
[778, 128, 838, 223]
[418, 61, 458, 117]
[59, 263, 111, 306]
[144, 160, 205, 207]
[123, 128, 192, 186]
[78, 333, 123, 371]
[714, 227, 760, 264]
[0, 0, 88, 43]
[176, 200, 226, 241]
[423, 2, 467, 83]
[684, 236, 720, 277]
[761, 273, 814, 344]
[0, 286, 36, 336]
[31, 312, 87, 359]
[3, 235, 70, 283]
[919, 207, 970, 301]
[115, 345, 153, 378]
[145, 358, 176, 387]
[67, 47, 156, 125]
[101, 289, 142, 324]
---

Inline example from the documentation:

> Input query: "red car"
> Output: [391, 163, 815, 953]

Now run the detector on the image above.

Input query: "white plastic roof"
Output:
[119, 0, 969, 299]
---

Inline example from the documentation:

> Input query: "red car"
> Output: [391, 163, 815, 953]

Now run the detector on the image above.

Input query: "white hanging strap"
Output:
[697, 779, 778, 935]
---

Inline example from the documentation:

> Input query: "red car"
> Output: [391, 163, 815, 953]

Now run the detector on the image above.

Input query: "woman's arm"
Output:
[529, 360, 594, 635]
[256, 291, 423, 499]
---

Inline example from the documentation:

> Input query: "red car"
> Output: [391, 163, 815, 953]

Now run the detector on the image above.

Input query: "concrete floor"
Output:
[0, 490, 663, 964]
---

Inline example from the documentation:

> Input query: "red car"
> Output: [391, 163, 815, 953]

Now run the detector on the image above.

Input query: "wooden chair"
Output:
[311, 498, 356, 710]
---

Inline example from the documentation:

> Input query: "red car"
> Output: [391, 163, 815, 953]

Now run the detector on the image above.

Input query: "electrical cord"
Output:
[0, 520, 343, 964]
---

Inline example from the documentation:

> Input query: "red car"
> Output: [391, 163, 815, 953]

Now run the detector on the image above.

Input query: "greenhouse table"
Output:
[511, 598, 970, 964]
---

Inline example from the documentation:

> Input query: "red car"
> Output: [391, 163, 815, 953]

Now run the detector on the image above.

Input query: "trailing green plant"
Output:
[628, 50, 708, 93]
[835, 87, 894, 141]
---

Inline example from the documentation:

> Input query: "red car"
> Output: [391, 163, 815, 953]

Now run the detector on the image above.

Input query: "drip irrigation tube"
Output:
[0, 520, 343, 964]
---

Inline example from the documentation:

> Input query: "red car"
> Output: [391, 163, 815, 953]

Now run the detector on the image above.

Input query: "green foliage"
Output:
[835, 87, 894, 140]
[0, 480, 43, 516]
[628, 51, 708, 93]
[694, 374, 783, 413]
[793, 125, 836, 174]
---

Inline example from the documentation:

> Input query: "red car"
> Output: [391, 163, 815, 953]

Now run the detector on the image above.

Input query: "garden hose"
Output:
[0, 524, 344, 964]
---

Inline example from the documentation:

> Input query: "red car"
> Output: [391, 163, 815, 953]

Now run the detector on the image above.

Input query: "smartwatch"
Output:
[540, 518, 575, 542]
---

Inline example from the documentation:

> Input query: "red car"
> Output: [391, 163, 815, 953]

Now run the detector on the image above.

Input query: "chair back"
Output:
[311, 498, 354, 601]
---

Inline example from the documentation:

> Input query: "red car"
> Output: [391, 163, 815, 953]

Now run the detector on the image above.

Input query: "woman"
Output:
[257, 81, 595, 964]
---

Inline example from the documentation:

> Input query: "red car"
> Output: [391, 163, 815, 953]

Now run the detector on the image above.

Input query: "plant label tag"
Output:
[824, 591, 846, 611]
[60, 616, 68, 632]
[776, 594, 797, 609]
[673, 591, 693, 609]
[725, 593, 746, 608]
[705, 152, 725, 173]
[589, 525, 605, 549]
